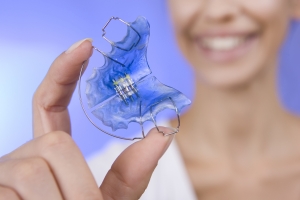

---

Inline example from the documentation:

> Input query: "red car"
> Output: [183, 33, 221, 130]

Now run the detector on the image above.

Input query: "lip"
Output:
[195, 32, 259, 64]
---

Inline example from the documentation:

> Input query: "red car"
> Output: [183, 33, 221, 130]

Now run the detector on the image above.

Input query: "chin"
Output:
[201, 75, 257, 89]
[194, 61, 272, 90]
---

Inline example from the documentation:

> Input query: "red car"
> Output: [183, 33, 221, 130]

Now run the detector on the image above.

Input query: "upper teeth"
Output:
[201, 37, 245, 51]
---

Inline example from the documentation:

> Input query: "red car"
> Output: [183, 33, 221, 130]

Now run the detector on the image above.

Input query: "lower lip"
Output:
[195, 35, 258, 64]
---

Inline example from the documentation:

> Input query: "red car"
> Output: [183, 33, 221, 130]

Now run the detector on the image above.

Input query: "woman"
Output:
[0, 0, 300, 199]
[170, 0, 300, 199]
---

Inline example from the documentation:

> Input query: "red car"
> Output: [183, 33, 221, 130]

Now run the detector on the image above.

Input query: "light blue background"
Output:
[1, 0, 300, 158]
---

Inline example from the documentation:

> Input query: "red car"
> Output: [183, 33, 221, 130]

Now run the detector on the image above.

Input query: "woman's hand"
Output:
[0, 39, 173, 200]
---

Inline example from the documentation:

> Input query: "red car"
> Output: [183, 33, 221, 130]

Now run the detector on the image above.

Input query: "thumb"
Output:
[100, 127, 174, 200]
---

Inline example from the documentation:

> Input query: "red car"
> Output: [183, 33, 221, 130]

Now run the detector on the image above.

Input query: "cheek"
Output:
[249, 0, 290, 62]
[168, 0, 203, 32]
[245, 0, 279, 12]
[243, 0, 289, 20]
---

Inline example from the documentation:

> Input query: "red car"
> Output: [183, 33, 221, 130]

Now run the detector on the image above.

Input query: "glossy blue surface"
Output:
[86, 17, 191, 131]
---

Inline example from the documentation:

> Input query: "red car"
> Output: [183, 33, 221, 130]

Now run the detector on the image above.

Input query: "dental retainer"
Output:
[78, 16, 191, 140]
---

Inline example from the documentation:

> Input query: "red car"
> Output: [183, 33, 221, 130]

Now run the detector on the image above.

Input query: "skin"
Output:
[0, 40, 174, 200]
[168, 0, 300, 199]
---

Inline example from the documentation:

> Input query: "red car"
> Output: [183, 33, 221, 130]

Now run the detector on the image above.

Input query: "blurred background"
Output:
[0, 0, 300, 158]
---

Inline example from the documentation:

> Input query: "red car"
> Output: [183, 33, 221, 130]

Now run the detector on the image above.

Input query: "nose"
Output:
[202, 0, 240, 23]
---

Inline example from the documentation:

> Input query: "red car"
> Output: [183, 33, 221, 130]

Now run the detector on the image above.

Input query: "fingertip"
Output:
[62, 38, 94, 67]
[141, 126, 175, 157]
[115, 127, 174, 167]
[65, 38, 93, 54]
[66, 39, 94, 62]
[146, 126, 175, 143]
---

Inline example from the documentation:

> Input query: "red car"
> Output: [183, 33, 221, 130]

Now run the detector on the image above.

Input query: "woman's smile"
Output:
[195, 32, 259, 63]
[168, 0, 293, 87]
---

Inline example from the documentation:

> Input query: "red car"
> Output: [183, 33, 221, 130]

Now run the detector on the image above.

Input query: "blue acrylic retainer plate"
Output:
[78, 16, 191, 140]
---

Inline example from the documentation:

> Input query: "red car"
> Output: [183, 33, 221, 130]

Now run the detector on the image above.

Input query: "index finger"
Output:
[33, 38, 93, 138]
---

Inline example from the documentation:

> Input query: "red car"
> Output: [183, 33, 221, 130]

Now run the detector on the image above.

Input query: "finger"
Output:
[0, 158, 62, 200]
[0, 185, 20, 200]
[33, 38, 93, 137]
[100, 127, 174, 200]
[6, 131, 102, 200]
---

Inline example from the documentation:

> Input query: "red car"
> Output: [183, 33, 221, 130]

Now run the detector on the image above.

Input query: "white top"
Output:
[88, 138, 197, 200]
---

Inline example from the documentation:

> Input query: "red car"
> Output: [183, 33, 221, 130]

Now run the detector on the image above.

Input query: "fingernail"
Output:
[166, 132, 175, 143]
[163, 130, 175, 153]
[158, 126, 175, 143]
[65, 38, 93, 54]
